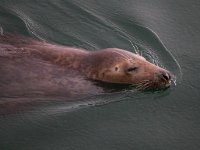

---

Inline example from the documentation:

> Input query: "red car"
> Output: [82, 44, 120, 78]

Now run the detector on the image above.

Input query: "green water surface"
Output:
[0, 0, 200, 150]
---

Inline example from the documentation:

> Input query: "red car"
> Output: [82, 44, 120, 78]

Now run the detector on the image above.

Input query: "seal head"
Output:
[80, 48, 171, 90]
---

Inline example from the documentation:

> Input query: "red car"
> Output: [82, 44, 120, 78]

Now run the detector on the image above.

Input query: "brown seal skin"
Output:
[0, 33, 172, 114]
[0, 33, 171, 90]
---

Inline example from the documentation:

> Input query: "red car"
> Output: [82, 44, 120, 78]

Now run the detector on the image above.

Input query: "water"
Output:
[0, 0, 200, 150]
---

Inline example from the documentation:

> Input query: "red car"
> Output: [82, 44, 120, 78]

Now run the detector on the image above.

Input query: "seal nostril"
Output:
[163, 74, 169, 80]
[160, 71, 171, 81]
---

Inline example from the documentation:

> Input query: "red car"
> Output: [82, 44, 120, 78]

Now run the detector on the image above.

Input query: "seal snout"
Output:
[156, 70, 172, 88]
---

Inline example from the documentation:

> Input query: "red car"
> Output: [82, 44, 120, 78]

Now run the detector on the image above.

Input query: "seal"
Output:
[0, 33, 172, 114]
[0, 33, 171, 90]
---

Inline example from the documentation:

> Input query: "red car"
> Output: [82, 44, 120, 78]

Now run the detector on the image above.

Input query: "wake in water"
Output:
[0, 2, 181, 115]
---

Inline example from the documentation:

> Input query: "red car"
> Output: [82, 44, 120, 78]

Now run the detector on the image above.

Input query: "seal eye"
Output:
[115, 67, 119, 71]
[127, 67, 138, 72]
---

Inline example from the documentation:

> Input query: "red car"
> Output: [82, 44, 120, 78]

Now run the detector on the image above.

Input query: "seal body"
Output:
[0, 33, 171, 113]
[0, 33, 171, 89]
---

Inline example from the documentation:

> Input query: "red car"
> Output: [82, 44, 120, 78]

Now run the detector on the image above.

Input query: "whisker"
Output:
[140, 50, 142, 56]
[134, 80, 150, 86]
[136, 85, 145, 91]
[128, 39, 139, 55]
[142, 85, 150, 90]
[134, 80, 153, 91]
[135, 83, 147, 90]
[135, 45, 141, 56]
[113, 51, 132, 61]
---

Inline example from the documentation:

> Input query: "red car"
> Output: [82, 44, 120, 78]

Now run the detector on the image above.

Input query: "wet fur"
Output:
[0, 34, 102, 114]
[0, 33, 171, 114]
